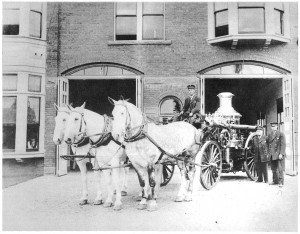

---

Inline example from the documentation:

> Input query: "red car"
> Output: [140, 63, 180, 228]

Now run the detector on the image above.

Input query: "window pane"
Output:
[239, 8, 265, 33]
[274, 10, 283, 35]
[27, 97, 40, 151]
[238, 2, 265, 7]
[116, 16, 137, 40]
[30, 11, 42, 38]
[242, 65, 263, 74]
[160, 98, 181, 115]
[215, 2, 228, 11]
[221, 65, 236, 74]
[143, 2, 164, 14]
[3, 74, 17, 91]
[84, 67, 101, 76]
[3, 9, 19, 35]
[106, 67, 123, 76]
[28, 75, 41, 92]
[116, 2, 136, 15]
[2, 97, 17, 150]
[30, 2, 42, 12]
[215, 10, 228, 37]
[143, 16, 164, 40]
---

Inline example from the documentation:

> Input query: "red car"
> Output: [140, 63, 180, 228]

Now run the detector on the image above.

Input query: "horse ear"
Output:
[108, 97, 116, 105]
[69, 102, 73, 107]
[125, 98, 131, 102]
[120, 95, 124, 100]
[66, 104, 74, 111]
[80, 102, 86, 109]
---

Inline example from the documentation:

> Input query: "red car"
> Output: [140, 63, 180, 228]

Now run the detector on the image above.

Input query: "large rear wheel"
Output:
[244, 132, 258, 181]
[199, 141, 222, 190]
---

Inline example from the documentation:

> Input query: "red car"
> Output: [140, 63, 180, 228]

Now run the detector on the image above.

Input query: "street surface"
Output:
[2, 167, 298, 231]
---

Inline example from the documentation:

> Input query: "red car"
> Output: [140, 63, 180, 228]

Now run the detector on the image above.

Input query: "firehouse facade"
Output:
[2, 2, 298, 178]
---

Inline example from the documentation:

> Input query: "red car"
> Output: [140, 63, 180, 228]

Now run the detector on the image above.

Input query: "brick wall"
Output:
[46, 2, 298, 174]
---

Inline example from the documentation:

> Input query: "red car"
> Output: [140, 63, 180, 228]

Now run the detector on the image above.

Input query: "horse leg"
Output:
[175, 160, 188, 202]
[147, 165, 158, 212]
[103, 170, 113, 208]
[120, 165, 129, 196]
[185, 164, 196, 202]
[154, 163, 163, 200]
[91, 158, 103, 205]
[112, 167, 123, 211]
[133, 165, 148, 210]
[76, 159, 89, 205]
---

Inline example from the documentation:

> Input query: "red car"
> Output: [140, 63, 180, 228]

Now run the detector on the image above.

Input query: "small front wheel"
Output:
[199, 141, 222, 190]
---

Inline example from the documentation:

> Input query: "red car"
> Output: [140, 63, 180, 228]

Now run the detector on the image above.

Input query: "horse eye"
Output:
[75, 118, 79, 121]
[121, 112, 124, 115]
[63, 119, 66, 122]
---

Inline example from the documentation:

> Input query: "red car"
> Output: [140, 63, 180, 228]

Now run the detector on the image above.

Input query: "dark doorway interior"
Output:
[205, 79, 278, 124]
[69, 79, 136, 116]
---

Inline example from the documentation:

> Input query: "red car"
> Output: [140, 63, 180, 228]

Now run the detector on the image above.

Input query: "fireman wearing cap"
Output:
[179, 84, 201, 125]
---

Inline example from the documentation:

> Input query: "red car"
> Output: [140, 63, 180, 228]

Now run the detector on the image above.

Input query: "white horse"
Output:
[53, 104, 128, 206]
[109, 97, 201, 211]
[63, 103, 128, 210]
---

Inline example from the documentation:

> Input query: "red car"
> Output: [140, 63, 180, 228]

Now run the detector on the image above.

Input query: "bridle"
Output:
[114, 102, 148, 142]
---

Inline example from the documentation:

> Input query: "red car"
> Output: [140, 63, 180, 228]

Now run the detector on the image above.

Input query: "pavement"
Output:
[2, 167, 298, 231]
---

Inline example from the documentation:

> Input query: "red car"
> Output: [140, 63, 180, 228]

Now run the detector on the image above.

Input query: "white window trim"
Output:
[113, 2, 166, 42]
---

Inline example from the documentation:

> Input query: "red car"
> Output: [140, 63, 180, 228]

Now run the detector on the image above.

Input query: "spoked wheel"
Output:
[160, 163, 175, 187]
[244, 132, 258, 181]
[199, 141, 222, 190]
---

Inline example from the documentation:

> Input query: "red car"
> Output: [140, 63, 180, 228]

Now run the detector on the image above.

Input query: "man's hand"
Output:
[189, 113, 193, 117]
[279, 154, 283, 160]
[179, 111, 183, 115]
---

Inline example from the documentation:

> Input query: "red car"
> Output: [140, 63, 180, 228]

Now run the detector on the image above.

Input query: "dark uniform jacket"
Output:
[182, 95, 201, 115]
[267, 130, 286, 160]
[253, 135, 270, 163]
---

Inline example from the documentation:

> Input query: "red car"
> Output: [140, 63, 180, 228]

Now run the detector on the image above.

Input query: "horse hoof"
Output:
[147, 201, 158, 212]
[113, 204, 123, 211]
[184, 196, 193, 202]
[136, 196, 142, 201]
[121, 191, 127, 196]
[79, 199, 88, 205]
[103, 202, 113, 208]
[94, 200, 103, 205]
[137, 203, 147, 210]
[175, 196, 185, 202]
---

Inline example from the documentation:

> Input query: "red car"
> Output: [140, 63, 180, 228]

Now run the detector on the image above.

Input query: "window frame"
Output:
[29, 9, 42, 38]
[214, 8, 228, 37]
[238, 5, 266, 34]
[274, 8, 284, 35]
[115, 2, 165, 41]
[2, 8, 20, 36]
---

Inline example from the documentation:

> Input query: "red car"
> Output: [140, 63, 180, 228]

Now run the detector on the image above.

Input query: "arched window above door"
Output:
[159, 96, 182, 116]
[62, 63, 143, 76]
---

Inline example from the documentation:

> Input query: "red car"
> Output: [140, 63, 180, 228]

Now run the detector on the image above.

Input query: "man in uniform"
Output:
[179, 84, 201, 126]
[267, 122, 286, 188]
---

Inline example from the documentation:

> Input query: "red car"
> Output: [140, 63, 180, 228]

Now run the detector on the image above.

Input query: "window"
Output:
[274, 3, 284, 35]
[3, 9, 19, 35]
[238, 3, 265, 33]
[115, 2, 165, 41]
[214, 3, 228, 37]
[116, 2, 137, 40]
[27, 97, 40, 151]
[3, 74, 18, 91]
[3, 97, 17, 151]
[29, 2, 42, 38]
[28, 75, 42, 92]
[143, 2, 164, 40]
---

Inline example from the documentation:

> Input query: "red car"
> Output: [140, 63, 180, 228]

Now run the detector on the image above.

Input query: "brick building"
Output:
[2, 2, 298, 181]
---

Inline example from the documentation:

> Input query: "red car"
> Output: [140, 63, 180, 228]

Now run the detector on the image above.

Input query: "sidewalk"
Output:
[2, 167, 298, 231]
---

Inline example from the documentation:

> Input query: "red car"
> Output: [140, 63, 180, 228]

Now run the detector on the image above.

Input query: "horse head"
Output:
[108, 97, 143, 143]
[53, 104, 71, 145]
[63, 102, 86, 144]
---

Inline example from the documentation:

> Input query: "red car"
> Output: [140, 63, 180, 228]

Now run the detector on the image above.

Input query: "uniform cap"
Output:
[187, 84, 195, 89]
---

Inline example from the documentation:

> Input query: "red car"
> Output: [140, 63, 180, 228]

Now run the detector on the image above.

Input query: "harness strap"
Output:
[72, 137, 90, 148]
[89, 115, 111, 148]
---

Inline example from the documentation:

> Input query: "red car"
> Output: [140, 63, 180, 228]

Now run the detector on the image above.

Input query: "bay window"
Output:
[238, 3, 265, 33]
[3, 8, 19, 35]
[214, 3, 228, 37]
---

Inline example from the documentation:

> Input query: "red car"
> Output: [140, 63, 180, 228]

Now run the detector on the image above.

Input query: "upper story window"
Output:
[115, 2, 165, 41]
[3, 74, 18, 91]
[274, 3, 284, 35]
[214, 3, 228, 37]
[238, 2, 265, 33]
[29, 3, 42, 38]
[3, 8, 20, 35]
